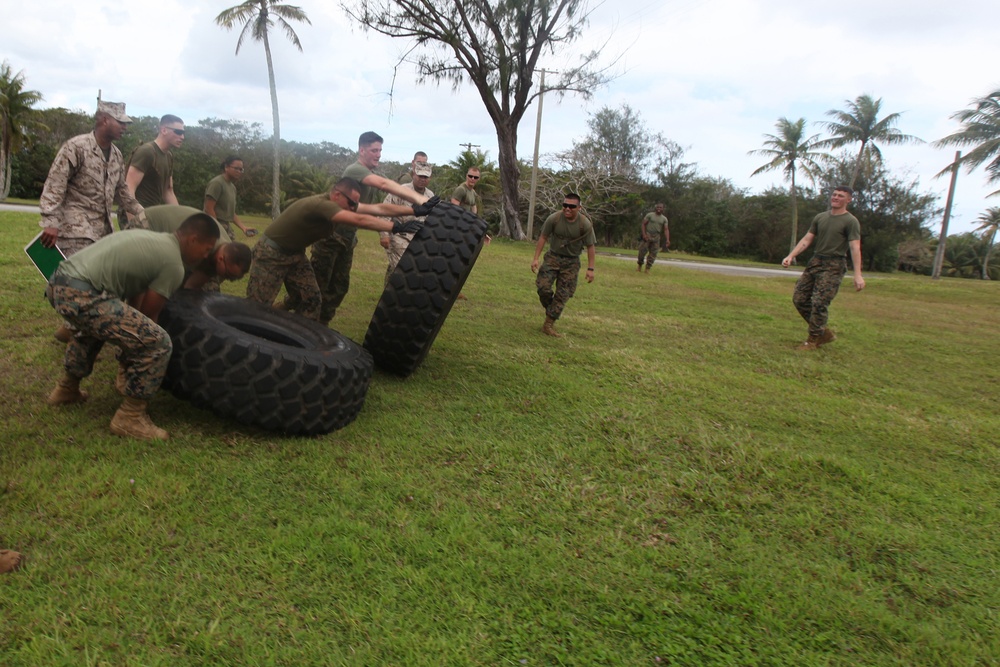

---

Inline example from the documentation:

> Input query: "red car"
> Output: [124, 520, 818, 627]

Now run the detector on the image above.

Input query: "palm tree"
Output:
[817, 94, 922, 189]
[933, 90, 1000, 196]
[215, 1, 311, 219]
[973, 207, 1000, 279]
[749, 117, 825, 255]
[0, 61, 44, 201]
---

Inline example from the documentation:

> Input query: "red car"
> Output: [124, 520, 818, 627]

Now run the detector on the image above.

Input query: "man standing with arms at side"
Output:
[45, 214, 220, 440]
[120, 114, 184, 227]
[782, 185, 865, 350]
[530, 192, 597, 338]
[451, 167, 481, 215]
[637, 202, 669, 272]
[204, 155, 257, 239]
[309, 131, 434, 325]
[379, 161, 434, 283]
[39, 100, 147, 341]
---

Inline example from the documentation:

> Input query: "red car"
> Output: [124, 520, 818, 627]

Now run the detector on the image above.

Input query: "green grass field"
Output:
[1, 210, 998, 666]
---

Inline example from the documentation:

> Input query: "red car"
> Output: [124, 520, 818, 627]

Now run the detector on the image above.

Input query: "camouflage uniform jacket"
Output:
[39, 132, 144, 241]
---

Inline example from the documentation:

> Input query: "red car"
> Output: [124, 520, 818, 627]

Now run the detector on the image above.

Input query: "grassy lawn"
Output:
[1, 210, 998, 666]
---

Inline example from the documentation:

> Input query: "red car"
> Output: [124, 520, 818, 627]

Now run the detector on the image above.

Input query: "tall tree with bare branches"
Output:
[216, 1, 311, 219]
[341, 0, 614, 239]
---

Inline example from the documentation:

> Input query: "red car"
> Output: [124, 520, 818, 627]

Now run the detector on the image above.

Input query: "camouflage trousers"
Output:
[310, 234, 355, 325]
[793, 256, 847, 337]
[245, 240, 321, 321]
[218, 219, 236, 241]
[46, 277, 172, 400]
[536, 252, 580, 321]
[383, 232, 415, 285]
[637, 239, 660, 268]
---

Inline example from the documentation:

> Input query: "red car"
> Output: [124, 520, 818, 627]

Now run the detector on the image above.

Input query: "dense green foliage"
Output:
[2, 208, 999, 665]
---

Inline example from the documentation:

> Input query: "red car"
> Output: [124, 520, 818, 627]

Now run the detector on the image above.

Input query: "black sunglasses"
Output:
[337, 191, 359, 211]
[168, 128, 185, 136]
[467, 174, 480, 180]
[562, 203, 578, 209]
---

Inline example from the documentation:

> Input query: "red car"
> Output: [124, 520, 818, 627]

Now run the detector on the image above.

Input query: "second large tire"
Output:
[364, 203, 489, 377]
[160, 290, 373, 435]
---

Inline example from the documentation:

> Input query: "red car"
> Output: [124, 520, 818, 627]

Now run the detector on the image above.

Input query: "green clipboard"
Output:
[24, 231, 66, 280]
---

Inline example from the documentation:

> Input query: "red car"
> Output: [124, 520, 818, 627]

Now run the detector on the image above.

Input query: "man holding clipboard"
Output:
[37, 99, 146, 341]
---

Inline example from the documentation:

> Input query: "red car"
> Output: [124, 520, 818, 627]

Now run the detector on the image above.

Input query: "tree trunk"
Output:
[982, 229, 997, 280]
[263, 32, 282, 220]
[495, 121, 526, 240]
[0, 151, 11, 201]
[849, 142, 866, 189]
[788, 167, 798, 256]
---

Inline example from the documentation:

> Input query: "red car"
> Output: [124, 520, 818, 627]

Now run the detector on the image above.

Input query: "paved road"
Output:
[606, 252, 799, 279]
[0, 203, 40, 213]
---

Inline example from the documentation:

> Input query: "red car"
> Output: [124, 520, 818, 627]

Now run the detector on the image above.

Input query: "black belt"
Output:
[815, 254, 846, 260]
[51, 273, 98, 292]
[261, 235, 297, 254]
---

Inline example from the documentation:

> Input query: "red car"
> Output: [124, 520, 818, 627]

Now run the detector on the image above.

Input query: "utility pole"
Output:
[932, 151, 961, 280]
[458, 142, 480, 154]
[527, 69, 550, 241]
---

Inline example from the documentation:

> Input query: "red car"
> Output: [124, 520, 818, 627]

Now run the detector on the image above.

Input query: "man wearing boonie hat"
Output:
[379, 160, 435, 283]
[39, 99, 147, 342]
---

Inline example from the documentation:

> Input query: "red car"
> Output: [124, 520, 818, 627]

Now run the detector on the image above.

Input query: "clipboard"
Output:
[24, 231, 66, 280]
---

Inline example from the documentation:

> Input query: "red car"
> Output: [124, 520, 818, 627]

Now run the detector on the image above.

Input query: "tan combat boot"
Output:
[796, 335, 820, 351]
[110, 397, 169, 441]
[0, 550, 23, 574]
[542, 316, 563, 338]
[47, 374, 89, 406]
[817, 328, 837, 347]
[54, 324, 73, 343]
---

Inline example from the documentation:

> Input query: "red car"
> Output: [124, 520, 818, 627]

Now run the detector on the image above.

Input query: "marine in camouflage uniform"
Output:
[782, 186, 866, 350]
[379, 162, 434, 284]
[530, 193, 597, 337]
[637, 203, 669, 271]
[45, 219, 219, 440]
[38, 101, 145, 257]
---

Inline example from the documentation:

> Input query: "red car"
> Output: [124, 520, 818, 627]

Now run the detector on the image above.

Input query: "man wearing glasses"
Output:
[248, 178, 438, 322]
[530, 193, 597, 337]
[451, 167, 481, 214]
[204, 155, 257, 239]
[121, 114, 184, 227]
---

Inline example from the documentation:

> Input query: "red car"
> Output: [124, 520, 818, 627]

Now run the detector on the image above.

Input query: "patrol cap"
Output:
[97, 100, 132, 124]
[413, 163, 432, 177]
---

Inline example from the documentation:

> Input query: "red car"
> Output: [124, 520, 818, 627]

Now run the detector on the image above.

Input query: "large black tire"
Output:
[160, 290, 373, 435]
[364, 202, 489, 376]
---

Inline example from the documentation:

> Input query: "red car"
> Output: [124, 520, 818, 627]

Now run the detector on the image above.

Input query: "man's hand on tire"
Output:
[392, 219, 424, 234]
[412, 196, 441, 217]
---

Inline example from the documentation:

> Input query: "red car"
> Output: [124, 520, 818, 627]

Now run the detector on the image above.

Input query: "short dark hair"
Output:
[413, 151, 427, 161]
[564, 192, 581, 203]
[223, 242, 252, 273]
[159, 114, 183, 127]
[834, 185, 853, 196]
[178, 213, 221, 241]
[333, 177, 363, 196]
[359, 131, 383, 148]
[222, 155, 242, 171]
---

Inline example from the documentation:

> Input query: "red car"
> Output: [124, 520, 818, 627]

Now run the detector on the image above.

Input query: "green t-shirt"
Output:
[145, 205, 231, 245]
[128, 142, 173, 207]
[642, 212, 669, 237]
[204, 174, 237, 223]
[451, 183, 478, 212]
[341, 161, 383, 243]
[59, 230, 185, 299]
[264, 194, 345, 253]
[808, 211, 861, 257]
[540, 212, 597, 257]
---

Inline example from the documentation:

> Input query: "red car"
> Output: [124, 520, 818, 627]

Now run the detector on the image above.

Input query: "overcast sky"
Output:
[5, 0, 1000, 233]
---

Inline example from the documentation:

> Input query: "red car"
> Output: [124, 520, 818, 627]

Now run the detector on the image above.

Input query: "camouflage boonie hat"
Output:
[97, 100, 132, 123]
[413, 163, 432, 177]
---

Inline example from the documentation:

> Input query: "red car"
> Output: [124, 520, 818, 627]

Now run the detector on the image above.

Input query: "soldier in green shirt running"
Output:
[45, 214, 220, 440]
[782, 186, 866, 350]
[637, 203, 669, 272]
